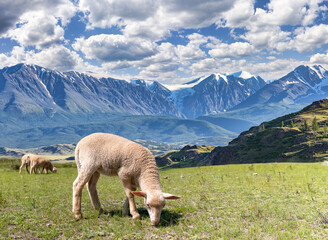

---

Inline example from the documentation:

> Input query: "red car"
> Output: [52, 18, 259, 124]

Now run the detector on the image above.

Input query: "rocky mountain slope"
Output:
[165, 72, 266, 118]
[0, 63, 182, 121]
[234, 65, 328, 109]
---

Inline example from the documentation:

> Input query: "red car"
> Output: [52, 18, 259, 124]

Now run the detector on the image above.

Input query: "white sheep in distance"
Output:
[28, 155, 57, 174]
[72, 133, 180, 226]
[19, 154, 31, 174]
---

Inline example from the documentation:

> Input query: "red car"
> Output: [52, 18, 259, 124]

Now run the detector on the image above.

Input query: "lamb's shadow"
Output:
[101, 208, 183, 227]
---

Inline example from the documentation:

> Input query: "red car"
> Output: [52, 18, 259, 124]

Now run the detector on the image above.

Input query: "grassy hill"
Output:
[158, 99, 328, 167]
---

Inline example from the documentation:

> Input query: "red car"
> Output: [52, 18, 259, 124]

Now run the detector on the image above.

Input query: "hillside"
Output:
[155, 145, 215, 168]
[157, 99, 328, 167]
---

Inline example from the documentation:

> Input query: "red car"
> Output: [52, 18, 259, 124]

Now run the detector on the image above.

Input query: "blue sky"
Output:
[0, 0, 328, 84]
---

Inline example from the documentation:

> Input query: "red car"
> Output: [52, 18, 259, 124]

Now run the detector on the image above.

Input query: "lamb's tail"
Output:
[75, 145, 81, 172]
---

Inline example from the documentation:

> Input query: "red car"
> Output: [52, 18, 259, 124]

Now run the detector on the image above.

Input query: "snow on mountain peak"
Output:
[230, 71, 254, 79]
[214, 73, 228, 83]
[310, 65, 327, 79]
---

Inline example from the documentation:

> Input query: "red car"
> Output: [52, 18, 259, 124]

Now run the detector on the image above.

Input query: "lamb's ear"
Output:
[163, 193, 181, 200]
[132, 191, 147, 198]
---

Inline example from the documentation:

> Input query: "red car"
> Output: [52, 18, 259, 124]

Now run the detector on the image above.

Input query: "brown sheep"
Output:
[73, 133, 180, 225]
[28, 155, 57, 174]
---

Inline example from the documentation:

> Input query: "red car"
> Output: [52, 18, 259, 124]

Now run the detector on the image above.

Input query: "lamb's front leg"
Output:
[19, 163, 24, 174]
[121, 180, 140, 220]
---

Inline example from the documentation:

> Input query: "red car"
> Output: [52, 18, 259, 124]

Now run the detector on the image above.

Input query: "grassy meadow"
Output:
[1, 159, 328, 239]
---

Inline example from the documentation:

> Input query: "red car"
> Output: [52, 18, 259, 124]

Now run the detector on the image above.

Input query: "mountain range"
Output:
[1, 63, 328, 148]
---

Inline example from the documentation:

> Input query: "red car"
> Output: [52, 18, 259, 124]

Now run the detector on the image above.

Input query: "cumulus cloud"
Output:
[241, 26, 291, 51]
[73, 34, 158, 62]
[310, 52, 328, 64]
[176, 33, 208, 63]
[0, 45, 97, 72]
[209, 42, 256, 58]
[190, 58, 223, 75]
[25, 46, 87, 71]
[221, 0, 326, 29]
[217, 0, 254, 28]
[291, 24, 328, 52]
[219, 0, 327, 52]
[0, 0, 76, 35]
[0, 0, 30, 34]
[79, 0, 237, 40]
[5, 13, 65, 49]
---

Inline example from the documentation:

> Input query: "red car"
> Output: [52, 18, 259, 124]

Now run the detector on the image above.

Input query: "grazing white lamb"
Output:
[72, 133, 180, 225]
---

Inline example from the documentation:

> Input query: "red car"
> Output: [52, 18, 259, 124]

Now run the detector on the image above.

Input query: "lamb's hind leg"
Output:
[25, 163, 29, 173]
[86, 171, 103, 215]
[72, 168, 94, 219]
[122, 197, 129, 216]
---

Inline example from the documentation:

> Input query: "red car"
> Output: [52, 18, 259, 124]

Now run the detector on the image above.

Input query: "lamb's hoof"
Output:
[132, 214, 140, 220]
[74, 213, 83, 220]
[98, 208, 104, 217]
[99, 208, 104, 214]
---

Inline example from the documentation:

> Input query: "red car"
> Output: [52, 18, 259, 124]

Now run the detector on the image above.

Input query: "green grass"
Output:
[1, 159, 328, 239]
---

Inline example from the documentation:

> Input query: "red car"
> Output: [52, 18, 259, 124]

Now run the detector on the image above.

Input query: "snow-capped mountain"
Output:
[0, 64, 183, 119]
[165, 72, 266, 118]
[234, 65, 328, 109]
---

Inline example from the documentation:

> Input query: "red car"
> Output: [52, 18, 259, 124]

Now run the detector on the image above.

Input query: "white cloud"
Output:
[242, 26, 291, 51]
[217, 0, 254, 28]
[79, 0, 237, 40]
[73, 34, 158, 62]
[0, 45, 97, 72]
[0, 0, 76, 35]
[291, 24, 328, 52]
[25, 46, 87, 71]
[190, 58, 223, 75]
[221, 0, 326, 29]
[209, 42, 256, 58]
[133, 42, 180, 81]
[79, 0, 158, 29]
[310, 52, 328, 64]
[219, 0, 327, 52]
[5, 13, 65, 49]
[176, 33, 208, 63]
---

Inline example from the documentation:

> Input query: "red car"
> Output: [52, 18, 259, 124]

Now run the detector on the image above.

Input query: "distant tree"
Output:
[301, 120, 310, 132]
[312, 117, 319, 132]
[261, 123, 265, 131]
[290, 119, 294, 128]
[324, 123, 328, 137]
[281, 121, 284, 127]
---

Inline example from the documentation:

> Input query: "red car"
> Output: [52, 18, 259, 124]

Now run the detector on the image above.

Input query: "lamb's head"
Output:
[52, 166, 57, 173]
[132, 191, 180, 225]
